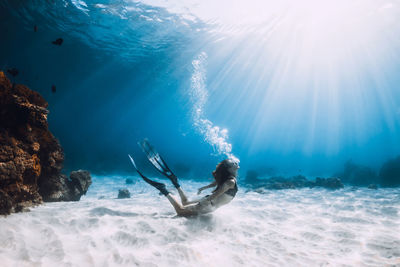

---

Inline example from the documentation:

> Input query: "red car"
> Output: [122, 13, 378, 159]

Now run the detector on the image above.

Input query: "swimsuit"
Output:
[224, 181, 238, 197]
[198, 179, 238, 213]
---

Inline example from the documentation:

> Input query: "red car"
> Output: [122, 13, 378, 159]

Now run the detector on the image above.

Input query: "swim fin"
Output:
[137, 139, 180, 188]
[128, 154, 169, 196]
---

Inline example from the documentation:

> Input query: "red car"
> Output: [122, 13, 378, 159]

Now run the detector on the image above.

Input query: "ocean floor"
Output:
[1, 175, 400, 267]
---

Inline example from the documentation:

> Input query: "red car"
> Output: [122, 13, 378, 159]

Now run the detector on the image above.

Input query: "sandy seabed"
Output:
[1, 176, 399, 267]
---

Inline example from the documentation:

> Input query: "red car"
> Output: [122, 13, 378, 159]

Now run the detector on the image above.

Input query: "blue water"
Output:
[1, 2, 400, 265]
[1, 0, 400, 178]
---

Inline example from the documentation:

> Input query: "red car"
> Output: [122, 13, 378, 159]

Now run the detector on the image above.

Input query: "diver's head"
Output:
[223, 158, 239, 174]
[213, 159, 239, 186]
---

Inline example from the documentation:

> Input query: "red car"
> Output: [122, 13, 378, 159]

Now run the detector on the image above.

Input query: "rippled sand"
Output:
[1, 176, 399, 266]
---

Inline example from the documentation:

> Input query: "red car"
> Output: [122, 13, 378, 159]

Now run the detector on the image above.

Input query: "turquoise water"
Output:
[1, 0, 400, 177]
[1, 2, 400, 265]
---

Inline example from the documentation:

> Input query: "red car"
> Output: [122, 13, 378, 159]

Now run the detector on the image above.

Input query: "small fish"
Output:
[7, 68, 19, 77]
[34, 25, 37, 32]
[52, 38, 63, 46]
[51, 85, 56, 93]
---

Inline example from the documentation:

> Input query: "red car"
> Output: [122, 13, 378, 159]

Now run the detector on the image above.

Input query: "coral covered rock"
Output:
[314, 177, 344, 189]
[0, 71, 91, 215]
[246, 175, 343, 192]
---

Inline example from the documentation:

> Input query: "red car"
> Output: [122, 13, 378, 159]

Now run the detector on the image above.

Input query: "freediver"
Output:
[129, 140, 239, 216]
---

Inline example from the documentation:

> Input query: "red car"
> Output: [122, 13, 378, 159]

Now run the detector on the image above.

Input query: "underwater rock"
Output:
[265, 175, 313, 189]
[288, 175, 312, 187]
[313, 177, 344, 189]
[368, 184, 378, 190]
[69, 170, 91, 197]
[118, 189, 130, 199]
[336, 161, 378, 186]
[0, 71, 49, 214]
[0, 190, 13, 215]
[125, 178, 133, 184]
[0, 71, 91, 215]
[248, 175, 343, 192]
[245, 170, 260, 185]
[40, 170, 92, 202]
[379, 156, 400, 187]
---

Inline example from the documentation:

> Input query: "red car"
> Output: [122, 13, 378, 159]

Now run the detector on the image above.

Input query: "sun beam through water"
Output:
[146, 0, 400, 170]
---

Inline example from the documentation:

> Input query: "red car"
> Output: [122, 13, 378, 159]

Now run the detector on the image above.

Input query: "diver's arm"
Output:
[207, 179, 235, 201]
[197, 181, 217, 194]
[179, 181, 218, 205]
[188, 180, 234, 205]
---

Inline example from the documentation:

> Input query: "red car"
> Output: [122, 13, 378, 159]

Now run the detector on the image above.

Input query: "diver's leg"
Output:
[137, 170, 197, 216]
[165, 174, 190, 205]
[166, 194, 198, 216]
[176, 187, 189, 205]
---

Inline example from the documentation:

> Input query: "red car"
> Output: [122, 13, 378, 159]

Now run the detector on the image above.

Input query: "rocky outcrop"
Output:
[0, 71, 91, 215]
[246, 175, 344, 192]
[314, 177, 344, 189]
[335, 158, 400, 188]
[245, 170, 259, 185]
[368, 184, 378, 190]
[118, 189, 130, 199]
[335, 161, 378, 186]
[42, 170, 92, 202]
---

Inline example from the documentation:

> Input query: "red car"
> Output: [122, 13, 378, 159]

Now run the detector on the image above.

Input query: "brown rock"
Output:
[42, 170, 92, 202]
[0, 71, 91, 215]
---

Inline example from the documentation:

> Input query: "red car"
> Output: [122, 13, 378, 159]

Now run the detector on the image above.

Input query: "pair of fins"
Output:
[128, 139, 180, 189]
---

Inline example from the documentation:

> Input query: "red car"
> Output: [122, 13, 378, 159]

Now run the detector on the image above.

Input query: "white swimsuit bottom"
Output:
[186, 194, 234, 215]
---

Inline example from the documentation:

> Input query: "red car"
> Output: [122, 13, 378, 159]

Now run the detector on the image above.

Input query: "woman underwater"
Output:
[129, 140, 239, 216]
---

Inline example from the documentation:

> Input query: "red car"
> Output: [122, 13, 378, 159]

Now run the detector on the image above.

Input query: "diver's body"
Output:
[129, 145, 239, 216]
[167, 172, 238, 216]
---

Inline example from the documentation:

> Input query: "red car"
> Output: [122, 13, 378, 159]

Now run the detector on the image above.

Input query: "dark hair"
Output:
[212, 159, 238, 192]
